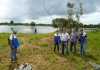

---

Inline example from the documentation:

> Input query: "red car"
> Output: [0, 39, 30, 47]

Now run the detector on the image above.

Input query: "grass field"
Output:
[0, 32, 100, 70]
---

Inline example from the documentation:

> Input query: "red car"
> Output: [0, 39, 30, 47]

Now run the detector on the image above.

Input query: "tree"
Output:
[30, 22, 35, 26]
[66, 2, 83, 32]
[52, 18, 69, 31]
[67, 2, 75, 33]
[75, 3, 83, 30]
[10, 20, 14, 25]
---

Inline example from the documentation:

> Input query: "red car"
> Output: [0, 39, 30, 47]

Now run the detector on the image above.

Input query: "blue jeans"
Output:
[70, 42, 76, 54]
[61, 41, 69, 56]
[80, 43, 86, 55]
[54, 42, 59, 52]
[10, 48, 17, 60]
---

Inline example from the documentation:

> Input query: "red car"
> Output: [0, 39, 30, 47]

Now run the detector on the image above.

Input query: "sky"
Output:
[0, 0, 100, 24]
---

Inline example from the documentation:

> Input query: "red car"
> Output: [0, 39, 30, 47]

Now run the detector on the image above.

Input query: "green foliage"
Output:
[30, 21, 35, 26]
[91, 29, 100, 34]
[52, 18, 69, 31]
[10, 20, 14, 25]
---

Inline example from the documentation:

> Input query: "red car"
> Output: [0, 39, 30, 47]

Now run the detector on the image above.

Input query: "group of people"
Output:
[54, 28, 87, 56]
[8, 27, 87, 63]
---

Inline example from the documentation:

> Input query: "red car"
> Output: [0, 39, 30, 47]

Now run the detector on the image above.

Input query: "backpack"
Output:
[8, 34, 14, 45]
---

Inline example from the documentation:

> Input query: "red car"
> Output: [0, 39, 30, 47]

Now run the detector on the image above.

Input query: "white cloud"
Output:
[0, 0, 100, 24]
[81, 12, 100, 24]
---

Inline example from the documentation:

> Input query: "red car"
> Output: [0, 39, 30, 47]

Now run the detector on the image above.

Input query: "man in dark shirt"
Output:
[78, 28, 87, 55]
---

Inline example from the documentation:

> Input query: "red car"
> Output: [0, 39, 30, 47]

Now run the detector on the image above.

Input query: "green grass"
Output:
[0, 32, 100, 70]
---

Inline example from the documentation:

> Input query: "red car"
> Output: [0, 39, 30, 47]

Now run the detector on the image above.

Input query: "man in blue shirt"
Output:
[9, 29, 19, 62]
[78, 28, 87, 55]
[70, 28, 79, 54]
[54, 30, 60, 53]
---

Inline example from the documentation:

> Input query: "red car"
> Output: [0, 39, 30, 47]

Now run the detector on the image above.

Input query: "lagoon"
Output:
[0, 25, 99, 33]
[0, 25, 57, 33]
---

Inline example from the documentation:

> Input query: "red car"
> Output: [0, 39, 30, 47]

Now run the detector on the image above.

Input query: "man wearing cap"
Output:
[54, 30, 60, 53]
[9, 29, 19, 62]
[60, 28, 70, 56]
[78, 28, 87, 55]
[70, 28, 79, 54]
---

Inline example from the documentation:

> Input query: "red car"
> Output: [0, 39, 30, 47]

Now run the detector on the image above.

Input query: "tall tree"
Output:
[10, 20, 14, 25]
[52, 18, 69, 31]
[30, 22, 35, 26]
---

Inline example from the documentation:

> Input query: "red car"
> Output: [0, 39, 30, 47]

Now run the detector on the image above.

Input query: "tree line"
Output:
[0, 20, 51, 26]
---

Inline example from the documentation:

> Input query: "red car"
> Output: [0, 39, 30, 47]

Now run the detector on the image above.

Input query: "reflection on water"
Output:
[0, 26, 57, 33]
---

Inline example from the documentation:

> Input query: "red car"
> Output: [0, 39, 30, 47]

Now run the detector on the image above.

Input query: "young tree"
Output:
[66, 2, 75, 33]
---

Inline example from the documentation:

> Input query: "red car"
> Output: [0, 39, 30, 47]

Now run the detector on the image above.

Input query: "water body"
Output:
[0, 25, 57, 33]
[0, 25, 99, 33]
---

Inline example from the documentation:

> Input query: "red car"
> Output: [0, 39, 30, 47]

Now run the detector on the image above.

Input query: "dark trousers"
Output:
[61, 41, 69, 56]
[70, 42, 77, 54]
[54, 42, 59, 52]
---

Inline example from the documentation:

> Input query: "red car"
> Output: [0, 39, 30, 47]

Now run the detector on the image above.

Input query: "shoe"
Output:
[15, 58, 18, 60]
[11, 60, 15, 63]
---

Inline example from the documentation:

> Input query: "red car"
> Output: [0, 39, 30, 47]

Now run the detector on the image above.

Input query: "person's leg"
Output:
[10, 49, 14, 61]
[57, 43, 59, 52]
[73, 42, 77, 54]
[80, 43, 83, 54]
[54, 42, 57, 52]
[83, 44, 86, 55]
[14, 48, 17, 59]
[61, 42, 64, 55]
[64, 42, 69, 56]
[70, 42, 73, 52]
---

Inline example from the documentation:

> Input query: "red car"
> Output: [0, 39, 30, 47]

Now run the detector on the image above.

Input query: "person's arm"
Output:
[10, 40, 14, 49]
[67, 33, 70, 45]
[10, 35, 14, 49]
[84, 34, 87, 44]
[76, 33, 79, 42]
[58, 34, 61, 43]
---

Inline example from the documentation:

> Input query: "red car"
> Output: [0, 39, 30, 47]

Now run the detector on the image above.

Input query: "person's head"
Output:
[56, 30, 59, 34]
[62, 27, 66, 33]
[12, 29, 17, 34]
[80, 28, 83, 33]
[73, 28, 77, 33]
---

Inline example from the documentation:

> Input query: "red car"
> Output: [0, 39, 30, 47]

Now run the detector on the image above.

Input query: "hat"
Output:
[73, 27, 77, 30]
[12, 29, 17, 32]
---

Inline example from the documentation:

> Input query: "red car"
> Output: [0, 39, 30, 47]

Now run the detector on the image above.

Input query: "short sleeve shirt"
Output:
[70, 32, 79, 42]
[61, 33, 70, 41]
[9, 34, 17, 40]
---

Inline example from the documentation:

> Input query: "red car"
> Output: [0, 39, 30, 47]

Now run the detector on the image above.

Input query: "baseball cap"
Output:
[73, 27, 77, 30]
[12, 29, 17, 32]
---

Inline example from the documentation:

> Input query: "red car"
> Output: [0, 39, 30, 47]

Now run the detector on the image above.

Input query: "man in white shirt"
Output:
[9, 29, 19, 62]
[60, 28, 70, 56]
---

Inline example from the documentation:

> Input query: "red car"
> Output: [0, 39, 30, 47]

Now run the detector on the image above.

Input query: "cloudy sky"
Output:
[0, 0, 100, 24]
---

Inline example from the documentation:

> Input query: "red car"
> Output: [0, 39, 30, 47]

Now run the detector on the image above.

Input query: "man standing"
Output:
[61, 28, 70, 56]
[9, 29, 19, 62]
[78, 28, 87, 55]
[54, 30, 60, 53]
[70, 28, 79, 54]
